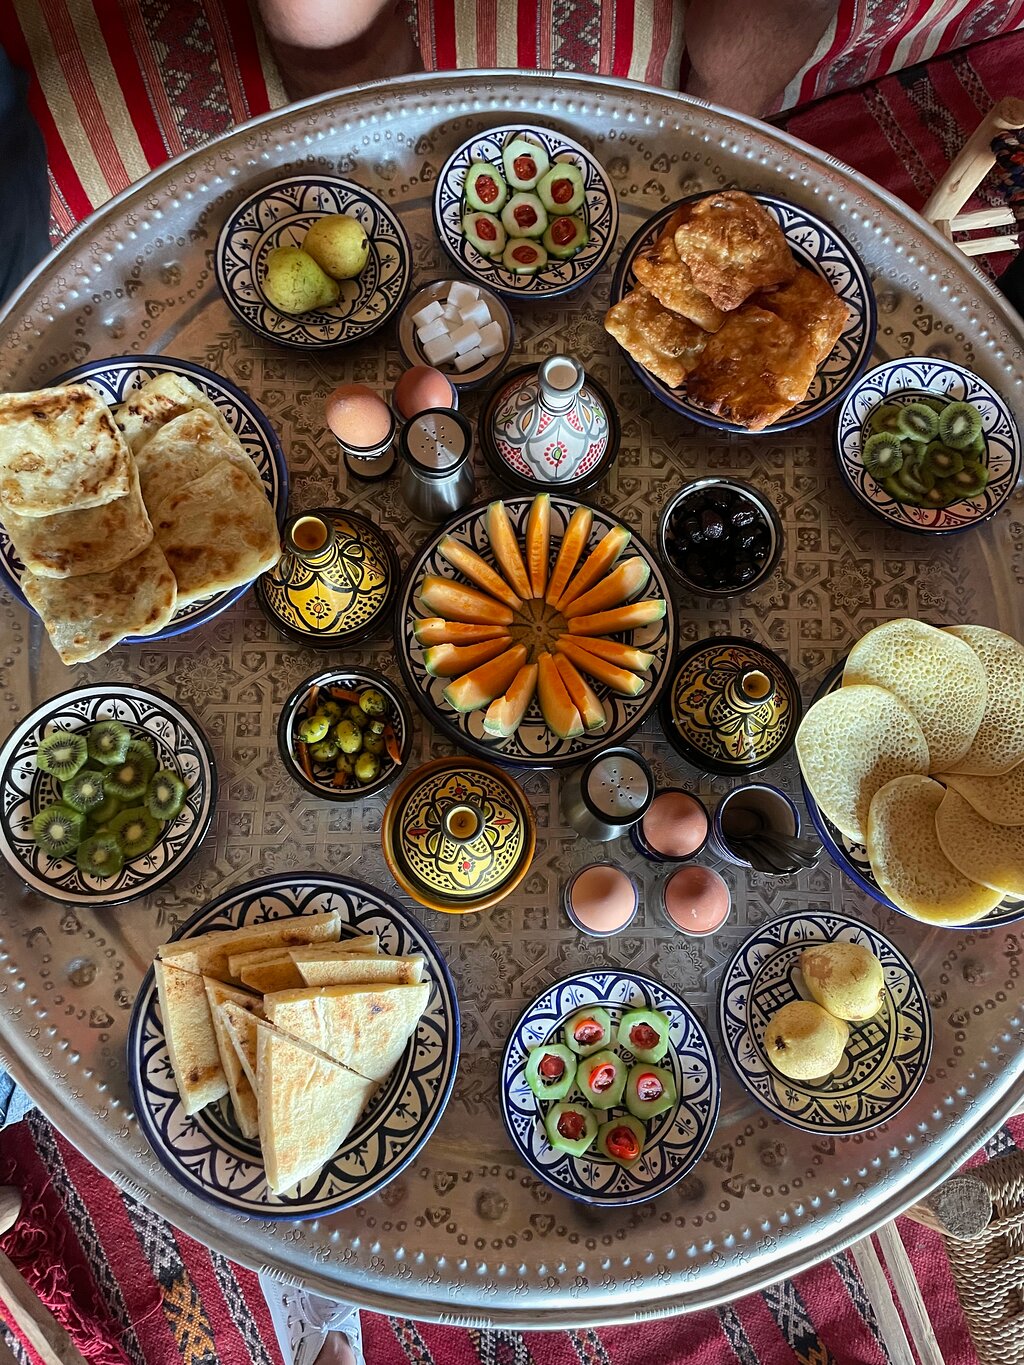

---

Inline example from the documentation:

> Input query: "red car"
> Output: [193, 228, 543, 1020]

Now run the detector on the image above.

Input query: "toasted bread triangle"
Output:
[263, 981, 430, 1082]
[204, 979, 263, 1139]
[154, 960, 226, 1115]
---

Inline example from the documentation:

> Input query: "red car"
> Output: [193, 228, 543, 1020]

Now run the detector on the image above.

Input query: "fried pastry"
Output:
[672, 190, 796, 311]
[685, 305, 819, 430]
[755, 266, 848, 366]
[603, 286, 708, 390]
[632, 210, 726, 333]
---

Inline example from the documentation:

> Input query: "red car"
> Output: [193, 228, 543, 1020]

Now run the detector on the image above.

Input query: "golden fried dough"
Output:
[755, 267, 848, 366]
[632, 210, 726, 333]
[685, 305, 818, 430]
[672, 190, 796, 311]
[603, 287, 709, 389]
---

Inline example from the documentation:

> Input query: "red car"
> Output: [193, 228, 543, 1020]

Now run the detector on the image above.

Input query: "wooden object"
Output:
[921, 97, 1024, 256]
[903, 1173, 994, 1240]
[0, 1186, 90, 1365]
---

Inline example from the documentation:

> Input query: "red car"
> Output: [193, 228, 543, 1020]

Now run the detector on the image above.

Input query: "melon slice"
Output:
[418, 575, 513, 626]
[567, 599, 667, 637]
[424, 636, 512, 677]
[555, 637, 645, 696]
[554, 654, 606, 731]
[483, 662, 539, 738]
[438, 536, 521, 611]
[537, 651, 584, 739]
[443, 644, 528, 713]
[563, 558, 651, 620]
[414, 618, 511, 647]
[556, 525, 631, 611]
[525, 494, 551, 599]
[545, 506, 593, 606]
[486, 502, 532, 600]
[559, 633, 655, 673]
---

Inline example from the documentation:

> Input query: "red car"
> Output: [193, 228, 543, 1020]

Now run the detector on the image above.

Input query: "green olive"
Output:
[333, 720, 363, 754]
[344, 704, 369, 729]
[297, 713, 330, 744]
[354, 752, 381, 784]
[335, 753, 356, 777]
[362, 732, 385, 755]
[318, 700, 344, 723]
[359, 688, 387, 717]
[309, 738, 339, 762]
[367, 719, 385, 737]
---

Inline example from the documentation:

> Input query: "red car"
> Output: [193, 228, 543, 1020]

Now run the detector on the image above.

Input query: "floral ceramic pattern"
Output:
[485, 365, 616, 491]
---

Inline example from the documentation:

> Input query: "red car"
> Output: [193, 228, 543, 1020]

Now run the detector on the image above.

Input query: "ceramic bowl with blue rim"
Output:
[0, 355, 288, 642]
[432, 125, 618, 300]
[801, 660, 1024, 928]
[215, 176, 412, 348]
[833, 356, 1021, 533]
[128, 872, 460, 1220]
[609, 193, 877, 434]
[396, 279, 514, 391]
[718, 909, 932, 1135]
[501, 969, 719, 1206]
[0, 683, 216, 908]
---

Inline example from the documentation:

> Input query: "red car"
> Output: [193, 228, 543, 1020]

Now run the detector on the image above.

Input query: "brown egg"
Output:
[641, 790, 708, 859]
[567, 864, 638, 936]
[325, 383, 393, 448]
[663, 865, 730, 936]
[393, 365, 456, 420]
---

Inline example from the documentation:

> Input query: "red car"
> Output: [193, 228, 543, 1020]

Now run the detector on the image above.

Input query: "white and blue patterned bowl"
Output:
[0, 355, 288, 641]
[610, 193, 877, 434]
[432, 125, 618, 300]
[718, 909, 932, 1135]
[0, 683, 216, 908]
[833, 357, 1022, 533]
[501, 969, 719, 1206]
[215, 176, 412, 347]
[128, 873, 460, 1220]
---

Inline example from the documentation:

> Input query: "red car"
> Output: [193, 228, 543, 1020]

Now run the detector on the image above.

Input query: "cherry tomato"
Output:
[557, 1110, 586, 1141]
[605, 1125, 641, 1161]
[511, 244, 539, 265]
[477, 218, 497, 241]
[550, 177, 575, 205]
[476, 175, 499, 204]
[635, 1071, 664, 1103]
[513, 155, 537, 181]
[573, 1018, 604, 1046]
[539, 1052, 565, 1081]
[588, 1062, 617, 1093]
[513, 204, 538, 228]
[630, 1023, 660, 1052]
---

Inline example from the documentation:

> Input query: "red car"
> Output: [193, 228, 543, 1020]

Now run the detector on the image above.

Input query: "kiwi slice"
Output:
[87, 720, 130, 767]
[919, 395, 947, 413]
[76, 833, 124, 880]
[897, 402, 939, 442]
[937, 401, 983, 450]
[32, 803, 84, 857]
[146, 770, 186, 821]
[36, 732, 87, 781]
[110, 807, 162, 857]
[949, 459, 990, 499]
[922, 443, 963, 478]
[61, 769, 108, 814]
[867, 403, 903, 436]
[862, 431, 904, 478]
[103, 750, 153, 803]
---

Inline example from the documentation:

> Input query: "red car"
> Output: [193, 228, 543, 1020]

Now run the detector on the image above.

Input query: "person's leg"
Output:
[255, 0, 421, 101]
[683, 0, 839, 118]
[0, 44, 50, 306]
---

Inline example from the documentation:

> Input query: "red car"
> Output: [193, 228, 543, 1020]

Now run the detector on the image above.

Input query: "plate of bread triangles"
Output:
[128, 872, 459, 1217]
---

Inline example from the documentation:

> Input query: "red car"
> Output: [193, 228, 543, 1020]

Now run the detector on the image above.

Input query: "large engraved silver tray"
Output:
[1, 72, 1023, 1328]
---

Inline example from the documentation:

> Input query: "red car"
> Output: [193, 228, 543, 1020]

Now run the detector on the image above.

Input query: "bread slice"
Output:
[157, 910, 341, 982]
[235, 953, 305, 994]
[290, 951, 425, 989]
[217, 998, 261, 1092]
[264, 981, 430, 1082]
[154, 960, 226, 1115]
[204, 979, 263, 1139]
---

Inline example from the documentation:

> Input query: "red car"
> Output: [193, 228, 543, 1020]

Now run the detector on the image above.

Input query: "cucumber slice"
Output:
[542, 214, 589, 260]
[500, 192, 548, 239]
[462, 211, 506, 257]
[616, 1008, 671, 1064]
[502, 238, 549, 275]
[525, 1043, 576, 1100]
[544, 1100, 598, 1157]
[537, 163, 585, 214]
[624, 1063, 677, 1121]
[575, 1049, 627, 1108]
[597, 1116, 646, 1167]
[502, 136, 550, 191]
[564, 1006, 612, 1057]
[464, 161, 508, 213]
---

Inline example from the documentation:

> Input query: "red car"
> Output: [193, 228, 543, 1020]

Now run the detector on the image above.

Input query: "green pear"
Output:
[303, 214, 370, 280]
[262, 246, 340, 315]
[763, 1001, 849, 1081]
[800, 941, 885, 1022]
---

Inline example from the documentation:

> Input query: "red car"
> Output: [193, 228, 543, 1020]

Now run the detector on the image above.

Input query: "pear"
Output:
[763, 1001, 849, 1082]
[799, 941, 885, 1022]
[262, 246, 340, 315]
[303, 214, 370, 280]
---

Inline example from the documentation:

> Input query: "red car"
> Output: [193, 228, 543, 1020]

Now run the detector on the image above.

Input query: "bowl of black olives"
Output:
[658, 477, 783, 597]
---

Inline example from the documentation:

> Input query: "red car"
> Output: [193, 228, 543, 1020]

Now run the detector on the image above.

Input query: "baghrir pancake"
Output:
[935, 787, 1024, 897]
[943, 625, 1024, 776]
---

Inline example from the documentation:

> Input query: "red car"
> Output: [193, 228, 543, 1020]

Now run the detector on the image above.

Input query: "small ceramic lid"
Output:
[255, 507, 400, 649]
[659, 636, 803, 775]
[382, 756, 535, 913]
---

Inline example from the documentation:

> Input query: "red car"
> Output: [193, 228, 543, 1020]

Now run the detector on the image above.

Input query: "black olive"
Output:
[731, 506, 756, 530]
[700, 510, 726, 541]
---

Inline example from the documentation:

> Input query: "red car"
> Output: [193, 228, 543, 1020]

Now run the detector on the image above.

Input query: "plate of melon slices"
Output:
[394, 494, 677, 767]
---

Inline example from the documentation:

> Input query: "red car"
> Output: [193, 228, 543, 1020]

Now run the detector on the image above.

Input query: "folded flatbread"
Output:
[151, 459, 281, 609]
[218, 998, 262, 1092]
[291, 952, 425, 990]
[157, 910, 342, 982]
[264, 981, 430, 1082]
[754, 267, 848, 367]
[632, 209, 725, 333]
[114, 373, 235, 457]
[155, 960, 227, 1115]
[237, 956, 306, 995]
[0, 384, 133, 517]
[603, 286, 709, 389]
[137, 409, 263, 516]
[671, 190, 796, 311]
[22, 539, 177, 665]
[204, 978, 263, 1140]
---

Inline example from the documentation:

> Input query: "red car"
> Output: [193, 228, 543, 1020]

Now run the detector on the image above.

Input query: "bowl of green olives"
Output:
[277, 667, 414, 802]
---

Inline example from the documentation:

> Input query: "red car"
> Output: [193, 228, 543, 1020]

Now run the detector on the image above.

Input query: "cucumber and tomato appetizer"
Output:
[501, 192, 547, 240]
[525, 1043, 576, 1101]
[544, 1100, 598, 1156]
[616, 1008, 671, 1064]
[564, 1006, 612, 1057]
[462, 211, 505, 258]
[537, 163, 585, 214]
[502, 136, 550, 190]
[542, 214, 588, 260]
[625, 1064, 677, 1121]
[575, 1049, 627, 1108]
[597, 1116, 645, 1167]
[465, 161, 508, 213]
[503, 239, 548, 275]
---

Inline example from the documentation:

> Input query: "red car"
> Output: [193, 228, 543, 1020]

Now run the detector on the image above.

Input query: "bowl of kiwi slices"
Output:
[834, 356, 1021, 534]
[0, 684, 216, 907]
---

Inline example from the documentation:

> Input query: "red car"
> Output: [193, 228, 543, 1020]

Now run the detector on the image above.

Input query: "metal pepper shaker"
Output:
[398, 406, 475, 522]
[560, 745, 654, 842]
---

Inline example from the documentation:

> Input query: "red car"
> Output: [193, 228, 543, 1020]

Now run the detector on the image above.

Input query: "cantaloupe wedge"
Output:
[563, 558, 651, 620]
[567, 599, 667, 637]
[414, 618, 510, 646]
[558, 633, 655, 673]
[483, 662, 539, 738]
[418, 575, 513, 626]
[424, 636, 512, 677]
[537, 651, 584, 739]
[545, 506, 593, 606]
[554, 653, 606, 731]
[554, 637, 645, 697]
[438, 536, 521, 611]
[556, 525, 631, 611]
[443, 644, 528, 713]
[486, 502, 532, 600]
[525, 494, 551, 599]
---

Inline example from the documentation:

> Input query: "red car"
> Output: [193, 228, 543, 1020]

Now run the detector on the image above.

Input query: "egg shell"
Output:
[567, 864, 637, 935]
[642, 791, 709, 859]
[325, 384, 393, 448]
[394, 365, 456, 419]
[663, 865, 730, 935]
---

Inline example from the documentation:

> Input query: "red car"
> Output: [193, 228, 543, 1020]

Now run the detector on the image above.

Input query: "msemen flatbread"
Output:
[291, 952, 425, 989]
[204, 978, 263, 1139]
[0, 384, 132, 516]
[137, 409, 262, 517]
[936, 787, 1024, 896]
[943, 625, 1024, 775]
[157, 909, 341, 983]
[154, 960, 227, 1115]
[796, 684, 930, 844]
[671, 190, 796, 311]
[151, 460, 281, 609]
[22, 539, 177, 665]
[938, 765, 1024, 826]
[866, 775, 1002, 926]
[114, 373, 235, 457]
[264, 981, 430, 1082]
[684, 305, 820, 431]
[843, 619, 987, 772]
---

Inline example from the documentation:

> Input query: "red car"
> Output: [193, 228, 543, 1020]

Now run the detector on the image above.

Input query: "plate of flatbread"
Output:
[127, 872, 459, 1218]
[0, 357, 287, 663]
[606, 191, 876, 433]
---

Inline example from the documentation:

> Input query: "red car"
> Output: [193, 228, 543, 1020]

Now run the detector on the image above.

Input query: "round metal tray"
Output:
[0, 71, 1022, 1328]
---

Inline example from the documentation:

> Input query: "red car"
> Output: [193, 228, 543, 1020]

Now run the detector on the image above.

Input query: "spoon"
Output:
[727, 835, 799, 875]
[742, 834, 819, 870]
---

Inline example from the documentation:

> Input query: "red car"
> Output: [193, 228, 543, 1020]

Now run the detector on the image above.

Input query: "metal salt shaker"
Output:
[560, 745, 654, 842]
[398, 406, 475, 522]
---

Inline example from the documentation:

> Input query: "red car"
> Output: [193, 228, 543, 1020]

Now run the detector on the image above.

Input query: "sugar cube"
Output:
[417, 316, 449, 344]
[454, 347, 485, 373]
[411, 299, 443, 328]
[461, 298, 491, 328]
[423, 334, 459, 366]
[442, 304, 461, 322]
[447, 281, 480, 310]
[450, 321, 481, 354]
[478, 321, 505, 357]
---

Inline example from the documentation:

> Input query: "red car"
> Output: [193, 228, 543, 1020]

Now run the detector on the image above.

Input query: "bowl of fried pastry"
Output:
[606, 190, 876, 434]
